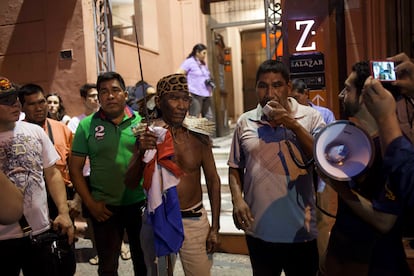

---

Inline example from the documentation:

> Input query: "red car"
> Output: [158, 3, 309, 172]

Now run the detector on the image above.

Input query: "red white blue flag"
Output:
[142, 127, 184, 257]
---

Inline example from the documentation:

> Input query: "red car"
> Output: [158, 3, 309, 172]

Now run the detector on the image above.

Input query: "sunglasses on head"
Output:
[0, 93, 18, 106]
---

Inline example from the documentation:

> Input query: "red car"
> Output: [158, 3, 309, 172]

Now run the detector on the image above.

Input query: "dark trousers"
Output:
[0, 235, 74, 276]
[91, 201, 147, 276]
[246, 235, 319, 276]
[189, 93, 213, 120]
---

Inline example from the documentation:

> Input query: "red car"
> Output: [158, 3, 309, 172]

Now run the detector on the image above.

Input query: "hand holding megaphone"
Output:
[315, 164, 357, 193]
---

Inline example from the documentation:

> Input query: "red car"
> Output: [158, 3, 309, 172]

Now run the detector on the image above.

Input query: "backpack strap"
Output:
[19, 215, 32, 233]
[46, 120, 54, 144]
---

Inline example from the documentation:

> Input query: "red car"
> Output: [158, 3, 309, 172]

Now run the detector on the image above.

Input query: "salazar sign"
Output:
[290, 52, 325, 89]
[289, 52, 325, 73]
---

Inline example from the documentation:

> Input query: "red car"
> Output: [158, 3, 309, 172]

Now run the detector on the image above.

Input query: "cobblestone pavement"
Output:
[74, 237, 253, 276]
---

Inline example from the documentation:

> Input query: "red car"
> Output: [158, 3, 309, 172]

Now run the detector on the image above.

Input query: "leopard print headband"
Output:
[156, 73, 189, 97]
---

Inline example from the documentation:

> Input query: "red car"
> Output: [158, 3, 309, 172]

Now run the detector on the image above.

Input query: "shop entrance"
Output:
[241, 29, 267, 112]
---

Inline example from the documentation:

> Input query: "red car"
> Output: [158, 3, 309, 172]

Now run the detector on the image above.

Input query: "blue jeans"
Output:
[92, 201, 146, 276]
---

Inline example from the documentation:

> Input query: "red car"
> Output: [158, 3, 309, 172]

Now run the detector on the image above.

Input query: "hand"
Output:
[67, 199, 81, 219]
[206, 228, 220, 254]
[52, 213, 75, 244]
[388, 52, 414, 97]
[362, 76, 396, 123]
[264, 100, 296, 129]
[314, 165, 346, 192]
[88, 200, 113, 222]
[232, 199, 254, 230]
[315, 166, 354, 196]
[138, 130, 158, 155]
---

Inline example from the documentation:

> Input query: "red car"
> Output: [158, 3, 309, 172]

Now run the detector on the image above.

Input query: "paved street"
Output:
[74, 237, 252, 276]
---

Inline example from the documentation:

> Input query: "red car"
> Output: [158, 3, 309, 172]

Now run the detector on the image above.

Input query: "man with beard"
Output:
[320, 61, 411, 276]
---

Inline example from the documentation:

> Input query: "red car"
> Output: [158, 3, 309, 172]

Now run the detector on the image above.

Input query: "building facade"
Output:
[0, 0, 413, 135]
[0, 0, 207, 116]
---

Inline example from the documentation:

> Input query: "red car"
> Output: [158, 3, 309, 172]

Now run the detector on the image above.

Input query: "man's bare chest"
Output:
[172, 137, 203, 172]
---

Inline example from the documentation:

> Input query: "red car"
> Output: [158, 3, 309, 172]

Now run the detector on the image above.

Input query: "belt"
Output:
[181, 203, 203, 218]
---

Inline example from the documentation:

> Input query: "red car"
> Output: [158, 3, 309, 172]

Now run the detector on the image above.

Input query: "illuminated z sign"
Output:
[295, 20, 316, 52]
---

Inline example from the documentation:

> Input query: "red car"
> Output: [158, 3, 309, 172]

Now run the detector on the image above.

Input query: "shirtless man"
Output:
[125, 73, 221, 276]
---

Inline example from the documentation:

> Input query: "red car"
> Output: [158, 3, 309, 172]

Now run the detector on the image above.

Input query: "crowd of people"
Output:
[1, 48, 414, 276]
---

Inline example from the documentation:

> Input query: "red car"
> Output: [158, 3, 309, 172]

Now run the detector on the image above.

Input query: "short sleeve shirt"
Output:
[67, 114, 86, 134]
[71, 107, 146, 205]
[309, 102, 336, 124]
[180, 57, 212, 97]
[0, 121, 59, 239]
[42, 118, 73, 185]
[228, 98, 325, 243]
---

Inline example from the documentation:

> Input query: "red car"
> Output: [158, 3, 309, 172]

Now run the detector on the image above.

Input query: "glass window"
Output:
[111, 0, 158, 50]
[111, 0, 135, 42]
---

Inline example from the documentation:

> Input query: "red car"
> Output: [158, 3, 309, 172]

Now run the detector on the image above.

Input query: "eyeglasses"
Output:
[0, 93, 18, 106]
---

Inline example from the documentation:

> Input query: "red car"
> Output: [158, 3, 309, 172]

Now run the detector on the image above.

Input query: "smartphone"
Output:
[370, 60, 397, 82]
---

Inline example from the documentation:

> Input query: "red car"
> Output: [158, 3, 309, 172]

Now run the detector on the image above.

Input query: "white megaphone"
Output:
[313, 120, 375, 182]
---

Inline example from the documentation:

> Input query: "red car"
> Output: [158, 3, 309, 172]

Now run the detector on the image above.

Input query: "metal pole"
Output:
[133, 20, 150, 123]
[264, 0, 271, 59]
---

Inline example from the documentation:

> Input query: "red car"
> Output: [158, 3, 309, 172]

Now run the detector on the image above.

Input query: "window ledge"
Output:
[113, 37, 159, 55]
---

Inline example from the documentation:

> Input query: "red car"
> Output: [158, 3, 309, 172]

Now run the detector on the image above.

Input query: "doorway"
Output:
[241, 29, 267, 112]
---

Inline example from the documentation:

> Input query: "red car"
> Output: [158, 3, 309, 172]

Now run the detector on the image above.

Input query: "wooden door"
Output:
[241, 29, 267, 112]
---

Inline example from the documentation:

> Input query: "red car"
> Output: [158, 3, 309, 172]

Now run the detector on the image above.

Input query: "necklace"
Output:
[170, 126, 189, 145]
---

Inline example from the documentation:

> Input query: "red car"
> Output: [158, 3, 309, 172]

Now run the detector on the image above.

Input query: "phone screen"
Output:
[370, 60, 396, 82]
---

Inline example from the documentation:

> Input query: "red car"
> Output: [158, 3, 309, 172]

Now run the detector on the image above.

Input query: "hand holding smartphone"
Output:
[370, 60, 397, 82]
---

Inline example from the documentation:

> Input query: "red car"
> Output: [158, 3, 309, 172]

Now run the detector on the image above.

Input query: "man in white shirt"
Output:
[0, 76, 74, 275]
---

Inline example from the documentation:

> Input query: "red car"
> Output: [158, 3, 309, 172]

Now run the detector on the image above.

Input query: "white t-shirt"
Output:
[61, 114, 71, 125]
[67, 114, 90, 176]
[67, 114, 86, 134]
[0, 121, 60, 239]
